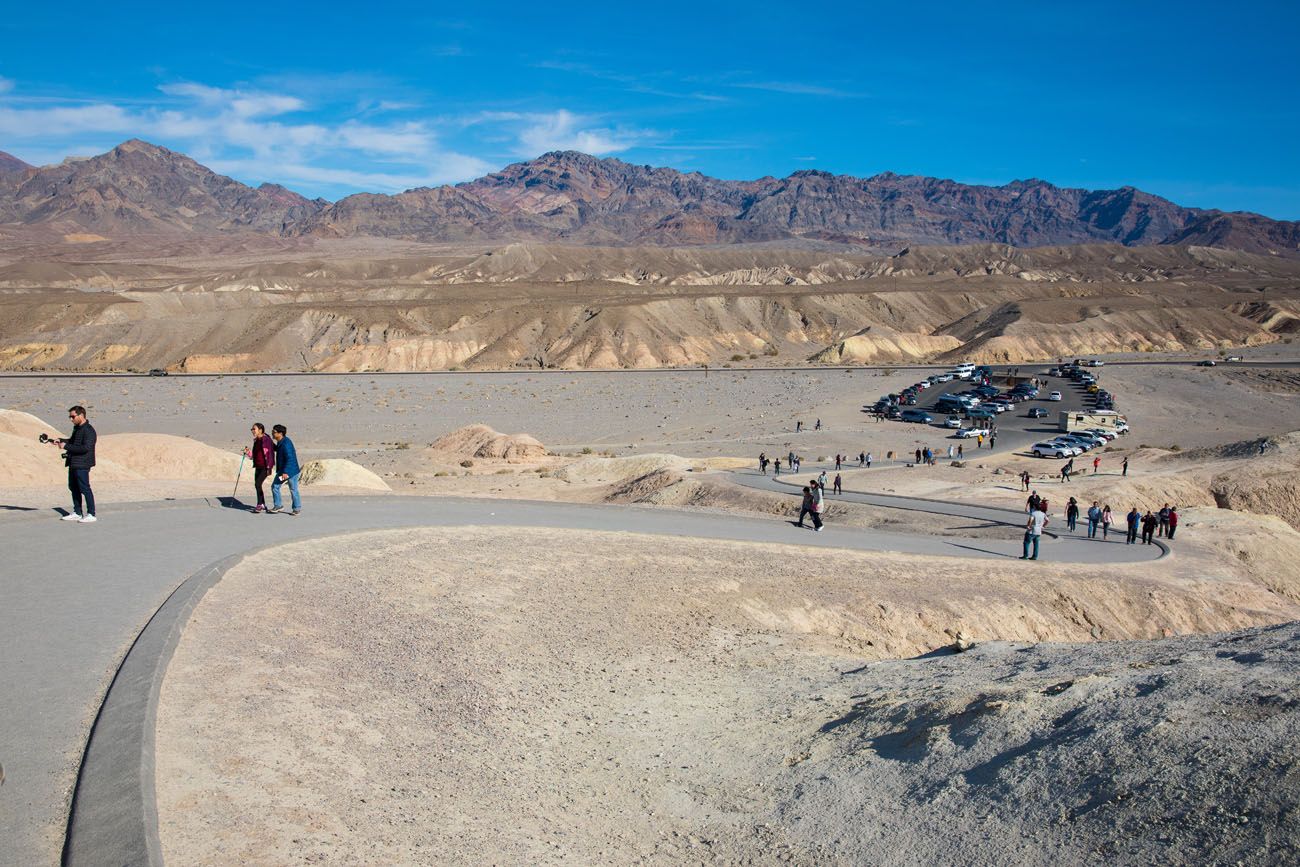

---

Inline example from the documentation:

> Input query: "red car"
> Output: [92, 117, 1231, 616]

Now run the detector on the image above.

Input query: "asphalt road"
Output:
[1, 488, 1164, 865]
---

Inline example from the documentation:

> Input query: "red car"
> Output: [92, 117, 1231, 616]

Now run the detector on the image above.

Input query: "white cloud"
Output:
[510, 109, 653, 157]
[0, 78, 655, 196]
[0, 77, 14, 94]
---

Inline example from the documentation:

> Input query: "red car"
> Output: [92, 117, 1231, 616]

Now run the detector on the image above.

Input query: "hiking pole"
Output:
[232, 453, 246, 498]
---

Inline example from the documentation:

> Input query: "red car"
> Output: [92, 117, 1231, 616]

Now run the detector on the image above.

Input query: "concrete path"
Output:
[0, 491, 1163, 865]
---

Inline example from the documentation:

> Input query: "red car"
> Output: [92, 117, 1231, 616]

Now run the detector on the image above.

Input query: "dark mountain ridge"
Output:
[1, 140, 1297, 255]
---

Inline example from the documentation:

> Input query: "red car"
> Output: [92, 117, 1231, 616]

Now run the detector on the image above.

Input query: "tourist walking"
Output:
[774, 458, 782, 476]
[1020, 470, 1031, 492]
[759, 452, 769, 475]
[866, 452, 873, 468]
[835, 454, 842, 471]
[818, 469, 828, 491]
[815, 418, 822, 431]
[1027, 490, 1041, 513]
[957, 444, 964, 459]
[245, 422, 276, 513]
[1158, 503, 1172, 537]
[1087, 501, 1102, 539]
[914, 448, 922, 465]
[809, 480, 825, 531]
[833, 473, 842, 495]
[270, 424, 302, 515]
[1122, 455, 1129, 476]
[1167, 506, 1179, 540]
[47, 405, 98, 523]
[1092, 455, 1101, 474]
[1066, 497, 1079, 532]
[1101, 504, 1113, 539]
[1141, 511, 1158, 545]
[797, 485, 814, 528]
[796, 420, 802, 433]
[1020, 506, 1048, 560]
[1126, 507, 1141, 544]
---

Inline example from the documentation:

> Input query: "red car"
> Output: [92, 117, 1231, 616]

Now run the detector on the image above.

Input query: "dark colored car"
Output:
[1028, 407, 1049, 418]
[900, 409, 934, 423]
[148, 368, 169, 376]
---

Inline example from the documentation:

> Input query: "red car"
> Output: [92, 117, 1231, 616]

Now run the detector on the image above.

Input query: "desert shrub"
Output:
[394, 442, 411, 450]
[581, 446, 594, 454]
[434, 471, 449, 477]
[763, 346, 779, 356]
[730, 354, 745, 362]
[460, 459, 474, 468]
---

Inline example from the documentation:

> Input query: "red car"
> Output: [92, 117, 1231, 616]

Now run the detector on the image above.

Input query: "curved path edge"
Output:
[62, 549, 245, 866]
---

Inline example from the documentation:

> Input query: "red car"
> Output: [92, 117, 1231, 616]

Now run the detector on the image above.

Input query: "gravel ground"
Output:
[155, 528, 1299, 865]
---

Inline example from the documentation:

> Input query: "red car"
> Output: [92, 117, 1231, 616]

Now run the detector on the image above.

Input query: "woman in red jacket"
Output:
[244, 422, 276, 513]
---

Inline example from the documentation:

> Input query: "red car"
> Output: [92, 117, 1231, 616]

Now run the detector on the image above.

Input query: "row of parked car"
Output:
[1054, 364, 1116, 411]
[1030, 423, 1128, 458]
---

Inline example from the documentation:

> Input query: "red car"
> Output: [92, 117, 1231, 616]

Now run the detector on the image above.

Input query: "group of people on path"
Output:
[41, 405, 306, 522]
[1044, 491, 1178, 548]
[244, 423, 303, 515]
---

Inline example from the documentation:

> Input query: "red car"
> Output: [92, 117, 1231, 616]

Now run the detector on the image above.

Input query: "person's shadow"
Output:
[215, 496, 255, 511]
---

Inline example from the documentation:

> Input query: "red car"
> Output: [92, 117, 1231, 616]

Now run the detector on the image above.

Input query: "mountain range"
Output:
[1, 139, 1298, 256]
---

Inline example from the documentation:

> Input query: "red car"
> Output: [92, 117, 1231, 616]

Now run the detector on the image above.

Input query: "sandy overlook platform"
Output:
[154, 526, 1300, 864]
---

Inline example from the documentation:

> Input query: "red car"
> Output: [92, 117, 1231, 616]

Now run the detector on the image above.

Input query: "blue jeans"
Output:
[1022, 532, 1040, 559]
[272, 473, 301, 510]
[1087, 519, 1099, 538]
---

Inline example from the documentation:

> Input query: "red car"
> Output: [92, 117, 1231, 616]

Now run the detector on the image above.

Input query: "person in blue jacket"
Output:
[270, 423, 302, 515]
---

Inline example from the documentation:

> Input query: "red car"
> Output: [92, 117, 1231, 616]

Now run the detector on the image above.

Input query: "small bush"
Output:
[581, 446, 594, 454]
[763, 346, 779, 357]
[460, 459, 474, 468]
[1169, 444, 1181, 452]
[730, 354, 746, 362]
[394, 442, 411, 450]
[433, 471, 449, 477]
[495, 468, 513, 475]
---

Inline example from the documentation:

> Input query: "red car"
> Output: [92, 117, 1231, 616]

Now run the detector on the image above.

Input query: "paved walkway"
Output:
[0, 491, 1163, 864]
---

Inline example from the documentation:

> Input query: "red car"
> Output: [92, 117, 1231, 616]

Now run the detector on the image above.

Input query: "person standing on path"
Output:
[833, 472, 843, 495]
[1141, 511, 1158, 545]
[1066, 497, 1079, 532]
[1122, 456, 1129, 477]
[808, 480, 825, 531]
[1020, 506, 1048, 560]
[866, 452, 873, 469]
[835, 454, 842, 471]
[759, 452, 768, 475]
[796, 420, 802, 433]
[859, 451, 866, 467]
[957, 443, 964, 459]
[1167, 506, 1179, 540]
[1087, 501, 1102, 539]
[1092, 455, 1101, 474]
[245, 422, 275, 513]
[989, 432, 997, 449]
[977, 434, 984, 449]
[815, 418, 822, 431]
[1101, 504, 1113, 540]
[818, 469, 828, 491]
[1126, 507, 1141, 544]
[47, 405, 97, 523]
[1158, 503, 1172, 537]
[774, 458, 781, 476]
[914, 448, 922, 465]
[270, 424, 302, 515]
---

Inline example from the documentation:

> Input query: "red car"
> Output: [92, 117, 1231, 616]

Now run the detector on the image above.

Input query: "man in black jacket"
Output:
[46, 405, 98, 523]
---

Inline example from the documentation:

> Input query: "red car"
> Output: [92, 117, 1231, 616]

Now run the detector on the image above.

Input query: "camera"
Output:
[39, 432, 50, 443]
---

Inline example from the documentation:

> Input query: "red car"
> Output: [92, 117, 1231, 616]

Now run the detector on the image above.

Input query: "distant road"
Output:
[1, 359, 1298, 378]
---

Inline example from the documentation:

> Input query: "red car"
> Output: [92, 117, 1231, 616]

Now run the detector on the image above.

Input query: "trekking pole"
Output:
[232, 453, 246, 498]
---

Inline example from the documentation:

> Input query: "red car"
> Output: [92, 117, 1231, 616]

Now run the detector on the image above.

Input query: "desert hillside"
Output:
[1, 240, 1298, 372]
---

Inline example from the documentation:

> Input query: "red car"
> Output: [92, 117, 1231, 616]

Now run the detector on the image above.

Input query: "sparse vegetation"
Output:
[459, 459, 474, 468]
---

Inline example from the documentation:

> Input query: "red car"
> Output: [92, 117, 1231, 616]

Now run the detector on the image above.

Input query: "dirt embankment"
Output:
[155, 528, 1300, 865]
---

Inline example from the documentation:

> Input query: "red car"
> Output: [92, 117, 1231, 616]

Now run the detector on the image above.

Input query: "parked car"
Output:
[966, 408, 997, 421]
[899, 409, 933, 423]
[944, 415, 964, 428]
[956, 426, 991, 439]
[1032, 442, 1074, 458]
[1048, 391, 1063, 401]
[1027, 407, 1049, 418]
[936, 373, 954, 382]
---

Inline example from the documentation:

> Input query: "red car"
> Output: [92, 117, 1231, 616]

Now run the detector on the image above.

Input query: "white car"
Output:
[1048, 391, 1063, 401]
[956, 426, 991, 439]
[1113, 421, 1130, 434]
[944, 416, 963, 428]
[1032, 442, 1073, 458]
[936, 373, 954, 382]
[1084, 428, 1118, 441]
[915, 381, 931, 389]
[1226, 355, 1243, 362]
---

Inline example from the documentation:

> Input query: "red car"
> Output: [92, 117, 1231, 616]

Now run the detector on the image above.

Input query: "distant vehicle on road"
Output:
[1028, 407, 1049, 418]
[1197, 360, 1217, 367]
[1048, 391, 1063, 401]
[148, 368, 169, 376]
[1226, 355, 1243, 362]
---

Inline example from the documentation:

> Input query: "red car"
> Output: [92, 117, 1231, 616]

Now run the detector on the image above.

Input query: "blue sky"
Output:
[2, 1, 1298, 217]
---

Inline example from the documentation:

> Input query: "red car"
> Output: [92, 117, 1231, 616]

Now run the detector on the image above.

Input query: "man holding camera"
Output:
[45, 405, 98, 523]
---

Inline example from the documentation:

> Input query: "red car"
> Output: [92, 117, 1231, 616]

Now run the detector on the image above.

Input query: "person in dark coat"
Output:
[46, 405, 97, 523]
[1126, 507, 1141, 544]
[270, 424, 302, 515]
[245, 422, 276, 513]
[1141, 511, 1159, 545]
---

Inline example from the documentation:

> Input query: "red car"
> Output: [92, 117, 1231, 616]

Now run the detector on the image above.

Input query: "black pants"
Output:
[68, 467, 95, 516]
[1127, 526, 1138, 544]
[254, 467, 271, 506]
[1142, 528, 1154, 544]
[1168, 525, 1177, 540]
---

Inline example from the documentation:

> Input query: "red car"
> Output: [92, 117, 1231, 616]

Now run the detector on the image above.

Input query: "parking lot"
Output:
[864, 363, 1127, 459]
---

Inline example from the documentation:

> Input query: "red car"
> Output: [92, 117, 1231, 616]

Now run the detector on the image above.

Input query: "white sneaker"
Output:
[79, 514, 97, 523]
[62, 513, 83, 521]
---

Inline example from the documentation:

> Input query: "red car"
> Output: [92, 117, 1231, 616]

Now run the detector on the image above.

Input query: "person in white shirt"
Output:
[1021, 508, 1048, 560]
